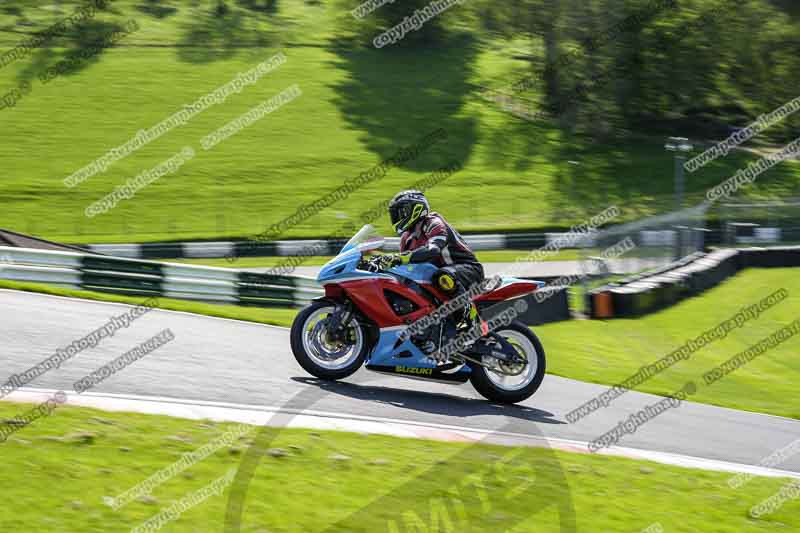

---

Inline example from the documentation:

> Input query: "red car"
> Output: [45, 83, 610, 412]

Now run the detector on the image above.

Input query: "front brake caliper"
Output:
[326, 305, 349, 341]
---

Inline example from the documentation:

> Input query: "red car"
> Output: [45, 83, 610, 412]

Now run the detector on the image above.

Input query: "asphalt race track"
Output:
[2, 289, 799, 475]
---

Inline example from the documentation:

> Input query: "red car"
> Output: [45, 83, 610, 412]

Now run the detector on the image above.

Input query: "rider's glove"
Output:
[381, 253, 411, 269]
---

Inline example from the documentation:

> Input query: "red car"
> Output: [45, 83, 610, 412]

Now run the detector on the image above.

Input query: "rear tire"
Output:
[290, 301, 368, 380]
[468, 322, 546, 404]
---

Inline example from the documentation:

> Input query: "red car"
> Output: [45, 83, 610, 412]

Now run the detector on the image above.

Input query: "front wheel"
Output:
[468, 322, 546, 404]
[290, 301, 369, 380]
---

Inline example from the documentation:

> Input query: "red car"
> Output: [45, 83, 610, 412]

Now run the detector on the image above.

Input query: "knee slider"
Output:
[434, 272, 457, 294]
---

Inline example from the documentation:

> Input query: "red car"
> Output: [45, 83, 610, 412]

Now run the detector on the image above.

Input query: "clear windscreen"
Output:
[340, 224, 384, 254]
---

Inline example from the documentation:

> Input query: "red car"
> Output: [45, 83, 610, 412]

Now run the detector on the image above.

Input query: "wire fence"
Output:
[576, 203, 711, 294]
[716, 198, 800, 247]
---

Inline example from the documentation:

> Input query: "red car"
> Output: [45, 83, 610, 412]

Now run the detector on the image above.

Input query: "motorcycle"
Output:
[290, 225, 547, 404]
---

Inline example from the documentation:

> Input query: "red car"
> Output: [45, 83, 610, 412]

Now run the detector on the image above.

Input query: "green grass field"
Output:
[538, 268, 800, 419]
[1, 1, 799, 244]
[0, 402, 796, 532]
[3, 267, 798, 419]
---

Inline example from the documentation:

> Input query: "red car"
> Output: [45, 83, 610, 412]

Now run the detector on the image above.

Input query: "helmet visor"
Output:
[390, 203, 412, 230]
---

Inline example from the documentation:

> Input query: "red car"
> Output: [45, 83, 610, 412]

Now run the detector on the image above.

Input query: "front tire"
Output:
[468, 322, 546, 404]
[290, 301, 368, 380]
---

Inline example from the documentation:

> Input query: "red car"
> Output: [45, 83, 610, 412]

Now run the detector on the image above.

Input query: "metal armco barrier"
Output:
[0, 246, 572, 323]
[0, 246, 322, 307]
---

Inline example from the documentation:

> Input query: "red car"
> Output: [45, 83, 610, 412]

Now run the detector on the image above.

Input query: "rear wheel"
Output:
[290, 301, 368, 380]
[468, 322, 546, 404]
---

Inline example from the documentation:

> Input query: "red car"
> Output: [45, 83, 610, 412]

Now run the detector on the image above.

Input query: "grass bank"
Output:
[1, 1, 798, 244]
[0, 402, 795, 532]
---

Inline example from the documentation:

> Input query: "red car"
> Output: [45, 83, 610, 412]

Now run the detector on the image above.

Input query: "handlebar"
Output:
[361, 254, 394, 273]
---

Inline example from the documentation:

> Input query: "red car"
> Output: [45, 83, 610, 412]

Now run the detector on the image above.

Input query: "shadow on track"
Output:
[291, 376, 566, 426]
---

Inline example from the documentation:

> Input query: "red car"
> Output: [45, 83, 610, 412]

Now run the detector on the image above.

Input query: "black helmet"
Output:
[388, 190, 429, 235]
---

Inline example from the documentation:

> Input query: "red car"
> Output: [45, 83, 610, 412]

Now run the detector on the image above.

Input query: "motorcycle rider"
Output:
[384, 190, 487, 360]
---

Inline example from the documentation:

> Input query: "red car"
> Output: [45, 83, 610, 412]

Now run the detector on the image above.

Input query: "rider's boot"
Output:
[434, 317, 459, 364]
[429, 305, 488, 365]
[466, 302, 489, 336]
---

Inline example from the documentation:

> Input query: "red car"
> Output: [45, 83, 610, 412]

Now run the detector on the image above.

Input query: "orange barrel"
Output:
[593, 291, 614, 318]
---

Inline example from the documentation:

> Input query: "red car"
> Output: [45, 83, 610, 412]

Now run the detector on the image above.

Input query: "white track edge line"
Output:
[4, 387, 799, 481]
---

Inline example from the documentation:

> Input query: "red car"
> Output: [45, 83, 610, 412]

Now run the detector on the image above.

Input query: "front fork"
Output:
[325, 300, 356, 343]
